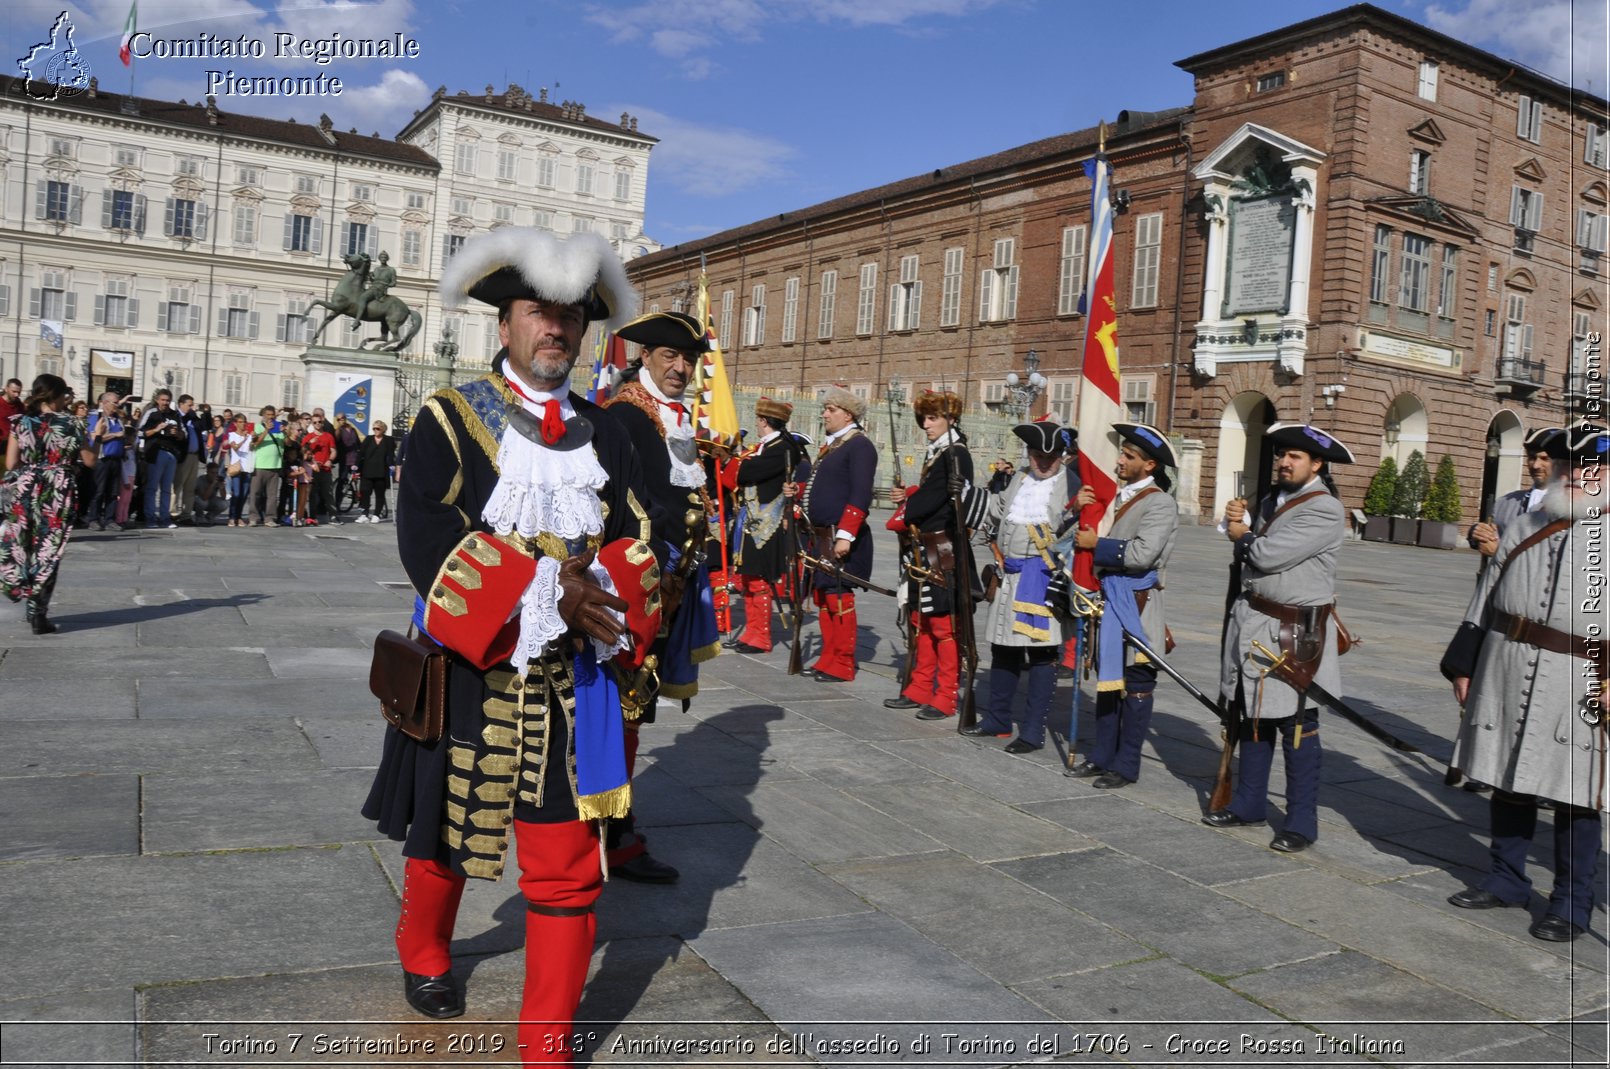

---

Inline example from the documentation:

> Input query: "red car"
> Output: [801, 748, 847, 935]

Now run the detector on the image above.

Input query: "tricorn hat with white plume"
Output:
[438, 229, 638, 334]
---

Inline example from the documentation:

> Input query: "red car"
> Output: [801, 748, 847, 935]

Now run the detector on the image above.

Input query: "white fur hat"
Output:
[438, 228, 638, 334]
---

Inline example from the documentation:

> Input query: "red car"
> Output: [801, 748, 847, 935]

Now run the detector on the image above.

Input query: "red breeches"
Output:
[901, 611, 958, 715]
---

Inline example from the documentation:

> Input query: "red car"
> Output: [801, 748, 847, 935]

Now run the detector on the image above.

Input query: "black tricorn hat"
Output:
[1524, 426, 1568, 459]
[616, 310, 712, 353]
[1265, 422, 1355, 464]
[1012, 421, 1067, 454]
[1112, 422, 1177, 469]
[1566, 421, 1608, 460]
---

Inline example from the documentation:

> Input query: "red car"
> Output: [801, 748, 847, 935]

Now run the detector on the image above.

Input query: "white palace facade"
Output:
[0, 76, 657, 411]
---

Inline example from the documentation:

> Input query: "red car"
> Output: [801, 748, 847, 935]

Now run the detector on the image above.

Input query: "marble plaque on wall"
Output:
[1224, 196, 1296, 316]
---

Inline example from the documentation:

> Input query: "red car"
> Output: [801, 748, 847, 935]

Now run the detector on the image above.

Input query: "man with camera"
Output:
[137, 389, 186, 529]
[172, 395, 207, 526]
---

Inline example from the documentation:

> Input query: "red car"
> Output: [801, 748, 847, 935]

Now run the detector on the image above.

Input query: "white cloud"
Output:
[622, 105, 799, 197]
[1423, 0, 1607, 91]
[585, 0, 1002, 76]
[332, 67, 431, 133]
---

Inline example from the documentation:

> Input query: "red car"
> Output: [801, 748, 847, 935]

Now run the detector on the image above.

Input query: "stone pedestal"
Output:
[1175, 438, 1204, 524]
[299, 346, 399, 433]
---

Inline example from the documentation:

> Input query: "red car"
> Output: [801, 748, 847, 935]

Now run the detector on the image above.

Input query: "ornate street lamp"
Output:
[1003, 349, 1047, 420]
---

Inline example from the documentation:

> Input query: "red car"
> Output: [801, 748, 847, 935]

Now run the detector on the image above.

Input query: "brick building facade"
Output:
[628, 4, 1607, 522]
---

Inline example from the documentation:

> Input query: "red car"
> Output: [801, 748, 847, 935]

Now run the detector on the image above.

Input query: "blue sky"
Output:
[7, 0, 1605, 244]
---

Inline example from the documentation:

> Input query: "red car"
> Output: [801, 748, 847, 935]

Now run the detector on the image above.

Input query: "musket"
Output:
[1249, 639, 1426, 756]
[1211, 475, 1252, 812]
[799, 551, 899, 597]
[786, 505, 807, 676]
[887, 398, 917, 689]
[950, 468, 981, 733]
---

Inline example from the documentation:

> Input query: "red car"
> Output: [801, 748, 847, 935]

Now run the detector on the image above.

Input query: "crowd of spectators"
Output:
[54, 382, 402, 532]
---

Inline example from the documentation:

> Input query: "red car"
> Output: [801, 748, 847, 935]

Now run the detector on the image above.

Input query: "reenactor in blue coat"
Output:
[723, 398, 807, 653]
[1204, 423, 1353, 854]
[800, 386, 878, 682]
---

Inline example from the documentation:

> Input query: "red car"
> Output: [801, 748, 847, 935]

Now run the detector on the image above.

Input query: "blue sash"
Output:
[1003, 556, 1053, 641]
[571, 651, 629, 817]
[1096, 570, 1158, 693]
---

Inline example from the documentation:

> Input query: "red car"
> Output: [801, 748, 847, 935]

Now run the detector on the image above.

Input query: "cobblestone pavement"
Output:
[1, 515, 1604, 1068]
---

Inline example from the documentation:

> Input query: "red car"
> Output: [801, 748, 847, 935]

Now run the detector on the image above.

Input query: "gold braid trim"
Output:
[577, 782, 633, 822]
[602, 382, 667, 439]
[420, 396, 466, 506]
[690, 639, 722, 665]
[436, 377, 505, 472]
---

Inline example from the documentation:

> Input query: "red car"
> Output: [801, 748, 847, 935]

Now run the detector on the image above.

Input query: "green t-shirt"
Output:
[252, 422, 285, 469]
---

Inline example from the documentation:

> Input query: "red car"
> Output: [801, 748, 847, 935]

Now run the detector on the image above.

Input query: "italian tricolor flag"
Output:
[119, 1, 137, 66]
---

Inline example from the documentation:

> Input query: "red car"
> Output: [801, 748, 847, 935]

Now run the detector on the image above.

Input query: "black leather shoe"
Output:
[1530, 914, 1585, 942]
[1066, 759, 1103, 778]
[1003, 739, 1042, 755]
[1201, 810, 1266, 829]
[732, 642, 768, 655]
[883, 695, 921, 709]
[1447, 887, 1521, 910]
[30, 613, 58, 635]
[1269, 830, 1311, 853]
[812, 670, 848, 683]
[913, 706, 950, 721]
[610, 852, 680, 884]
[723, 635, 745, 649]
[403, 971, 464, 1019]
[961, 723, 1010, 737]
[1092, 771, 1133, 789]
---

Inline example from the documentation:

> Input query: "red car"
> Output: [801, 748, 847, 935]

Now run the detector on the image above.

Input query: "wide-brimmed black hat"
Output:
[1524, 426, 1568, 459]
[616, 311, 712, 354]
[1112, 422, 1176, 469]
[1265, 423, 1355, 464]
[1566, 421, 1608, 460]
[1013, 420, 1068, 454]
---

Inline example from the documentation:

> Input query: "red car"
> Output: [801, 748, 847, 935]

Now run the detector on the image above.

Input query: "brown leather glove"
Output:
[556, 551, 628, 650]
[659, 570, 687, 621]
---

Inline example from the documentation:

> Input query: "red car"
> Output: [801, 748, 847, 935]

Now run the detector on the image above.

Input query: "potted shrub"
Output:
[1418, 455, 1463, 549]
[1390, 450, 1427, 543]
[1362, 456, 1398, 542]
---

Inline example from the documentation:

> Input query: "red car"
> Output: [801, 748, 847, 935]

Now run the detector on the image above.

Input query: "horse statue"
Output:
[308, 252, 423, 353]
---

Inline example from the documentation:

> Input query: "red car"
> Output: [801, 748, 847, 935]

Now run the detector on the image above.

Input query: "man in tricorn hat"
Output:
[1068, 422, 1178, 787]
[1204, 423, 1353, 854]
[1444, 421, 1606, 942]
[599, 309, 725, 885]
[963, 420, 1075, 751]
[724, 397, 808, 654]
[361, 229, 662, 1061]
[800, 386, 878, 681]
[1468, 425, 1564, 564]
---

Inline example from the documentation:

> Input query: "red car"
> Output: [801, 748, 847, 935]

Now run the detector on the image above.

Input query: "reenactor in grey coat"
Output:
[1444, 422, 1607, 942]
[1066, 423, 1179, 788]
[963, 421, 1075, 753]
[1204, 424, 1353, 853]
[1468, 426, 1562, 565]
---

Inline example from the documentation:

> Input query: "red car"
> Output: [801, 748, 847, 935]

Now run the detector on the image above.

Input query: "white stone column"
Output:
[1199, 179, 1231, 325]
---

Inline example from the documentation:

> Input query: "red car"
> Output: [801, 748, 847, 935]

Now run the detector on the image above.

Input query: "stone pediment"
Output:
[171, 176, 204, 198]
[1369, 195, 1482, 237]
[400, 208, 429, 226]
[346, 202, 376, 222]
[1194, 122, 1325, 183]
[1407, 118, 1446, 145]
[1582, 181, 1608, 206]
[1505, 268, 1537, 291]
[1514, 157, 1547, 182]
[1574, 287, 1601, 310]
[290, 193, 321, 213]
[231, 185, 264, 203]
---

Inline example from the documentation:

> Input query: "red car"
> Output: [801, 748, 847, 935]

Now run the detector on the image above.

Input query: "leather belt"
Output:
[1247, 592, 1330, 628]
[811, 525, 835, 546]
[1490, 609, 1598, 663]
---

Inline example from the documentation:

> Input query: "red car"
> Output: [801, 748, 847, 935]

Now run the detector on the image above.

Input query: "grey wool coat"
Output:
[982, 470, 1071, 649]
[1093, 482, 1178, 662]
[1219, 485, 1347, 720]
[1449, 507, 1607, 809]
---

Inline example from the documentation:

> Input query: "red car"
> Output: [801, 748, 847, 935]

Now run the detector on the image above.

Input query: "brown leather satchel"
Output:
[370, 628, 447, 742]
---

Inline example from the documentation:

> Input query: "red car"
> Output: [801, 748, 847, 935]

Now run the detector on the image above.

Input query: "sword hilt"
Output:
[1069, 588, 1104, 618]
[1249, 639, 1290, 676]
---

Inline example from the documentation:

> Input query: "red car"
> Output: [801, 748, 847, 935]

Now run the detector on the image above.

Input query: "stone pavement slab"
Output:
[0, 676, 138, 720]
[0, 846, 396, 998]
[135, 678, 378, 718]
[0, 718, 316, 777]
[0, 773, 139, 862]
[999, 850, 1339, 977]
[1216, 867, 1608, 1020]
[0, 987, 137, 1069]
[141, 767, 380, 852]
[698, 776, 945, 863]
[847, 779, 1079, 862]
[735, 728, 937, 788]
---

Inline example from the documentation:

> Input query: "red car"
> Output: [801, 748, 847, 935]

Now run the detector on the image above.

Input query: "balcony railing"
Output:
[1564, 371, 1594, 398]
[1495, 356, 1546, 388]
[1582, 248, 1602, 276]
[1513, 228, 1536, 254]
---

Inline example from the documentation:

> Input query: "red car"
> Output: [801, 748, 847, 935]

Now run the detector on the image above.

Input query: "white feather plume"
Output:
[438, 228, 638, 333]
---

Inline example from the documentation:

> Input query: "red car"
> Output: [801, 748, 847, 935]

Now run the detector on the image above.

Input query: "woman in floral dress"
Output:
[1, 374, 96, 634]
